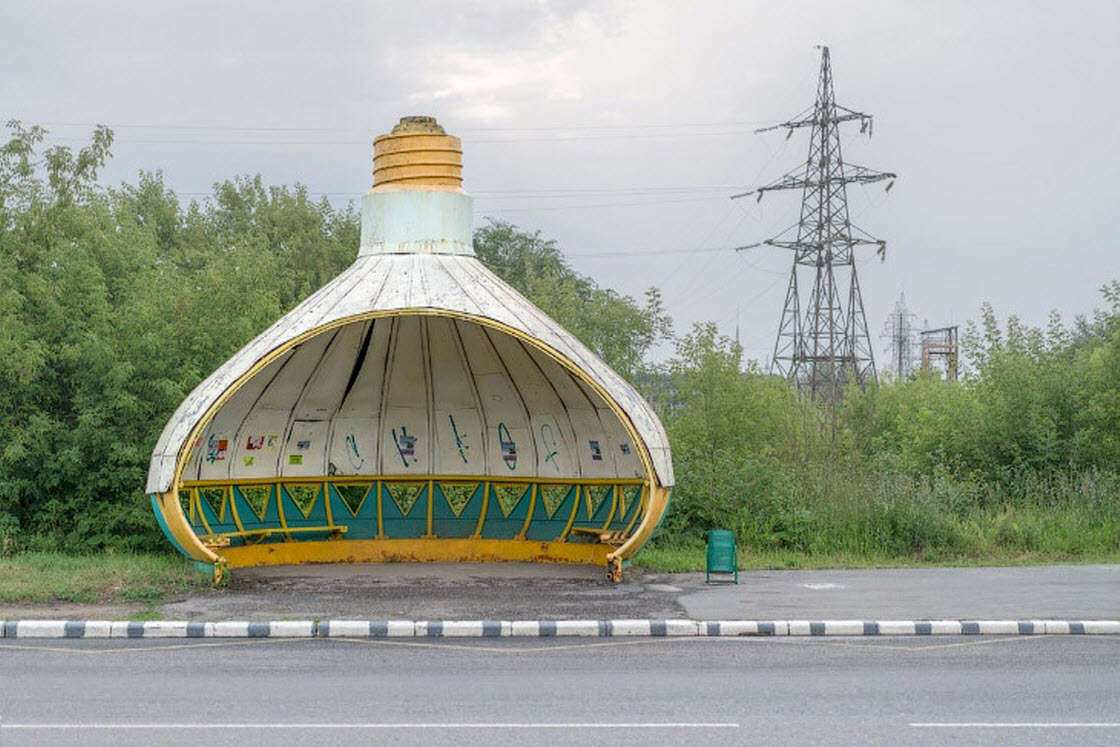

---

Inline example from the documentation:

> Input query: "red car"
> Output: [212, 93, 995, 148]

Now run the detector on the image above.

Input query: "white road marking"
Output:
[912, 723, 1120, 728]
[801, 583, 845, 589]
[0, 722, 740, 730]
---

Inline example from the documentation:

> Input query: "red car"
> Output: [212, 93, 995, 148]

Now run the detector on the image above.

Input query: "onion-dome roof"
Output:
[146, 243, 672, 495]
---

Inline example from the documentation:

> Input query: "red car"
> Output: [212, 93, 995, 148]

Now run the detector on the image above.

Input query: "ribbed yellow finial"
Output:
[372, 116, 463, 191]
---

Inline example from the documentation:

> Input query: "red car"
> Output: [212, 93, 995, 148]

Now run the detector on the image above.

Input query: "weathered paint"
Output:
[371, 116, 464, 191]
[360, 190, 473, 256]
[220, 536, 612, 568]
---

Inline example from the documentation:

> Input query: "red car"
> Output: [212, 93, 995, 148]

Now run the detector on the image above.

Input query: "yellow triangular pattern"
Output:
[385, 482, 423, 516]
[334, 483, 371, 517]
[493, 484, 529, 518]
[440, 483, 477, 518]
[284, 484, 319, 519]
[540, 485, 571, 519]
[626, 485, 644, 517]
[240, 486, 271, 521]
[200, 487, 227, 522]
[585, 485, 612, 518]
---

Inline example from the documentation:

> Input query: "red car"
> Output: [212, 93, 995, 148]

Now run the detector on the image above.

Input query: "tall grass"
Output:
[650, 459, 1120, 570]
[0, 552, 210, 605]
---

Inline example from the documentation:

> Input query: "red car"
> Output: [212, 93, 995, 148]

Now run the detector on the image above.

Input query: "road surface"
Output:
[2, 634, 1118, 746]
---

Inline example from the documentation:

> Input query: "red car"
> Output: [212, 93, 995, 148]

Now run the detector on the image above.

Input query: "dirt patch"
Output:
[0, 602, 145, 620]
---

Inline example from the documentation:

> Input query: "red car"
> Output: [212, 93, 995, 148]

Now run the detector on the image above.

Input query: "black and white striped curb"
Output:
[3, 619, 1120, 639]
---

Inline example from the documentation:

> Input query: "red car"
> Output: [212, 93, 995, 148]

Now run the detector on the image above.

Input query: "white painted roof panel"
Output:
[146, 253, 673, 493]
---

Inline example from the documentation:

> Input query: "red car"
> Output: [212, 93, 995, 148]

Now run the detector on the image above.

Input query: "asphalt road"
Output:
[142, 562, 1120, 622]
[679, 564, 1120, 620]
[2, 635, 1119, 747]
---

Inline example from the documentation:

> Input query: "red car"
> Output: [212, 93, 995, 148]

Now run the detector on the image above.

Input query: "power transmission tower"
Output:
[881, 292, 917, 379]
[734, 46, 895, 401]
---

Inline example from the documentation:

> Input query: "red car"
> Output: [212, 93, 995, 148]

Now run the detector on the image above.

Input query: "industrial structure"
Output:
[735, 46, 895, 400]
[920, 326, 959, 380]
[881, 293, 917, 380]
[146, 116, 673, 582]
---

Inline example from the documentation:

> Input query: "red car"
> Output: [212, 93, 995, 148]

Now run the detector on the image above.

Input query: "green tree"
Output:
[842, 376, 984, 477]
[473, 219, 671, 379]
[658, 323, 816, 537]
[961, 305, 1082, 477]
[204, 176, 358, 310]
[1073, 282, 1120, 467]
[0, 123, 361, 552]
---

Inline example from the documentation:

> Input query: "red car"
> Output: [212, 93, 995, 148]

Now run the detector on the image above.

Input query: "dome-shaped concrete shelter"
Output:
[147, 117, 673, 582]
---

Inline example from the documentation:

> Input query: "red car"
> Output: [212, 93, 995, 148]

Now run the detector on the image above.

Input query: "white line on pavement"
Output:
[912, 723, 1120, 728]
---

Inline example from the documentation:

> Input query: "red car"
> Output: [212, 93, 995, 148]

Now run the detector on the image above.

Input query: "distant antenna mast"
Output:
[880, 292, 917, 379]
[734, 46, 896, 400]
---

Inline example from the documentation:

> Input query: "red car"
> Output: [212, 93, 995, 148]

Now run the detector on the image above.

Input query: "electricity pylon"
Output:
[881, 292, 917, 380]
[734, 46, 895, 401]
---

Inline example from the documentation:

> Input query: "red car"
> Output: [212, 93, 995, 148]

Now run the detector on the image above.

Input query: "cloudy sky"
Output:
[4, 0, 1118, 368]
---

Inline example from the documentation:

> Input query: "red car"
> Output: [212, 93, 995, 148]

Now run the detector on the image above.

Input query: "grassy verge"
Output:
[2, 540, 1116, 609]
[0, 552, 211, 610]
[651, 463, 1120, 573]
[633, 541, 1120, 573]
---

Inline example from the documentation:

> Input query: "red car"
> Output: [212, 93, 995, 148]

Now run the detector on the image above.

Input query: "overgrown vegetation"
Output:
[0, 552, 209, 607]
[2, 122, 1118, 572]
[649, 288, 1120, 568]
[1, 123, 357, 552]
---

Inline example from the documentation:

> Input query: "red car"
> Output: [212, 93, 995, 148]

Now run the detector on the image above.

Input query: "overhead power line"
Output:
[28, 116, 794, 146]
[43, 131, 761, 146]
[34, 118, 781, 133]
[566, 245, 755, 258]
[168, 185, 745, 198]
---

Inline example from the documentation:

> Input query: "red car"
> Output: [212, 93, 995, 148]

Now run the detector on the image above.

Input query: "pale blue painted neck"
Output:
[359, 189, 474, 256]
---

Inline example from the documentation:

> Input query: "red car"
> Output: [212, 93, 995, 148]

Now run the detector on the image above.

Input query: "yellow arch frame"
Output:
[152, 308, 671, 579]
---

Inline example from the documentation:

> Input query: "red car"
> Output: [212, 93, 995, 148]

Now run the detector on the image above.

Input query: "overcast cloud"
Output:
[3, 0, 1118, 368]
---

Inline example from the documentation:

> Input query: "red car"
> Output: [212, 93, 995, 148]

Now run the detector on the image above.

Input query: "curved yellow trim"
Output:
[155, 492, 219, 564]
[164, 308, 671, 566]
[169, 310, 661, 489]
[608, 485, 670, 564]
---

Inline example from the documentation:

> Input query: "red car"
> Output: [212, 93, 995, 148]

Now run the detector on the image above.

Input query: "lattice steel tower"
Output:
[881, 292, 917, 380]
[734, 46, 895, 400]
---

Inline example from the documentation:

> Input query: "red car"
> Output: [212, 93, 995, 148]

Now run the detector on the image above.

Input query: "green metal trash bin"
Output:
[706, 529, 739, 584]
